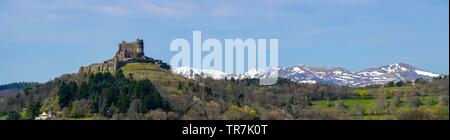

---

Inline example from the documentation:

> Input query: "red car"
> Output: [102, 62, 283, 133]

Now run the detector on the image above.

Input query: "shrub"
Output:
[397, 109, 433, 120]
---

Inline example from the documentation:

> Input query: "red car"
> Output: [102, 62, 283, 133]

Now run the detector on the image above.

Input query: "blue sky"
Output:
[0, 0, 448, 84]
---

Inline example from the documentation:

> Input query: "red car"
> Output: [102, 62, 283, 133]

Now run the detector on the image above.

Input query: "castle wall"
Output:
[79, 39, 169, 74]
[79, 62, 115, 73]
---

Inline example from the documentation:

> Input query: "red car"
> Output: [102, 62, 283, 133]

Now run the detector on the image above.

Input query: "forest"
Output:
[0, 64, 448, 120]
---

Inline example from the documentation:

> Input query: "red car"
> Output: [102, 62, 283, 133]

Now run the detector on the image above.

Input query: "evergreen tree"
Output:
[395, 81, 404, 87]
[414, 78, 428, 85]
[6, 111, 21, 120]
[386, 81, 395, 87]
[26, 101, 41, 119]
[58, 82, 77, 108]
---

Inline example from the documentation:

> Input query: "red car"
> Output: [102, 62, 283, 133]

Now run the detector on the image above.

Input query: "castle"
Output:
[79, 39, 169, 73]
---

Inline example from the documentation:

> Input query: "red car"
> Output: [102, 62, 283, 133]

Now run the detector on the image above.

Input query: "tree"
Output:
[144, 109, 178, 120]
[354, 104, 365, 116]
[69, 99, 94, 118]
[76, 81, 89, 99]
[177, 82, 183, 90]
[425, 96, 438, 106]
[404, 80, 413, 86]
[391, 94, 401, 112]
[26, 101, 41, 119]
[238, 93, 245, 105]
[395, 81, 404, 87]
[230, 77, 236, 82]
[335, 97, 345, 111]
[117, 87, 130, 113]
[58, 82, 77, 108]
[397, 109, 433, 120]
[326, 97, 333, 108]
[414, 78, 428, 85]
[131, 80, 171, 113]
[375, 93, 387, 113]
[439, 96, 449, 106]
[115, 69, 126, 81]
[126, 99, 143, 120]
[407, 95, 422, 108]
[386, 81, 395, 87]
[6, 111, 21, 120]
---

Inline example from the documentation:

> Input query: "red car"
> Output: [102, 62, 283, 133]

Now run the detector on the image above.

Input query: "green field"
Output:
[121, 63, 187, 83]
[0, 115, 6, 120]
[121, 63, 195, 96]
[352, 86, 415, 98]
[311, 95, 447, 120]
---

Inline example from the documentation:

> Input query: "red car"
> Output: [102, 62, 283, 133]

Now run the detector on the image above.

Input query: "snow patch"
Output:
[415, 70, 440, 77]
[291, 67, 305, 74]
[298, 80, 316, 84]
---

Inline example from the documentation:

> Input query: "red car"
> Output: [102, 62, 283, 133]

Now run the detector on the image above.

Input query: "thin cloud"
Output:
[137, 0, 195, 17]
[295, 0, 374, 6]
[211, 5, 236, 17]
[255, 0, 373, 6]
[96, 5, 131, 16]
[5, 0, 197, 18]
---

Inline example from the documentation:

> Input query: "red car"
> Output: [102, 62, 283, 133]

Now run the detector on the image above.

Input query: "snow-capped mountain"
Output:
[234, 67, 281, 80]
[355, 63, 441, 86]
[277, 65, 362, 85]
[171, 66, 232, 80]
[171, 63, 443, 86]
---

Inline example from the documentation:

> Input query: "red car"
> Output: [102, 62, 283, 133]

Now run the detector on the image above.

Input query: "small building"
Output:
[35, 111, 57, 120]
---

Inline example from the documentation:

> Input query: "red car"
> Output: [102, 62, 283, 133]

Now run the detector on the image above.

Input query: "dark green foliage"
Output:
[414, 78, 428, 85]
[386, 81, 395, 87]
[395, 81, 404, 87]
[117, 87, 130, 113]
[56, 70, 171, 117]
[1, 68, 447, 120]
[0, 82, 39, 91]
[133, 80, 171, 112]
[26, 101, 41, 119]
[177, 82, 183, 90]
[76, 82, 89, 99]
[6, 111, 21, 120]
[57, 81, 77, 108]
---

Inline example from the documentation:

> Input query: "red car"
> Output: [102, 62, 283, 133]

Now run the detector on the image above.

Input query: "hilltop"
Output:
[79, 39, 169, 74]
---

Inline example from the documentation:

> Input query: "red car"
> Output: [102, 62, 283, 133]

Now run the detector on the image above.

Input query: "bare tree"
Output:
[439, 95, 449, 107]
[407, 95, 422, 108]
[375, 93, 387, 114]
[390, 94, 401, 113]
[335, 96, 345, 112]
[126, 99, 143, 120]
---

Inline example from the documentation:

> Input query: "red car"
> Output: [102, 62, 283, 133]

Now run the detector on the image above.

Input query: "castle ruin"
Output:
[79, 39, 169, 73]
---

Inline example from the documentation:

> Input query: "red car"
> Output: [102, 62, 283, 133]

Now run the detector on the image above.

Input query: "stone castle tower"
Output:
[79, 39, 169, 73]
[116, 39, 145, 61]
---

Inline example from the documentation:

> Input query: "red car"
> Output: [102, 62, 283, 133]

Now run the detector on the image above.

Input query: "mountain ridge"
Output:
[172, 63, 443, 86]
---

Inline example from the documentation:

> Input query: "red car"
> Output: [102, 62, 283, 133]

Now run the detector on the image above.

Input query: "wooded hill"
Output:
[0, 63, 448, 120]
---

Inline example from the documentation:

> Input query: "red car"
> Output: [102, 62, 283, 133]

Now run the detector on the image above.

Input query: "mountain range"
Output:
[171, 63, 442, 86]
